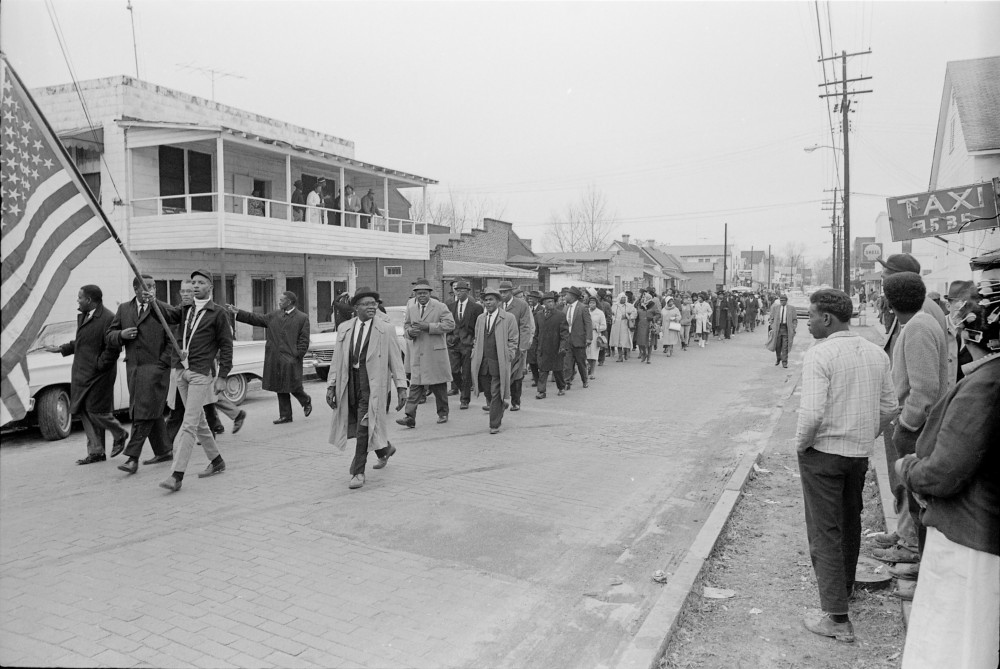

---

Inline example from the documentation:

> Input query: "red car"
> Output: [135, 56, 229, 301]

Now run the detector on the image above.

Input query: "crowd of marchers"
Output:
[40, 250, 997, 669]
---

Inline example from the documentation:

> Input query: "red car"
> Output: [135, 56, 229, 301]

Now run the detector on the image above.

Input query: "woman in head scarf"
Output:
[609, 292, 637, 362]
[661, 297, 682, 356]
[585, 296, 607, 379]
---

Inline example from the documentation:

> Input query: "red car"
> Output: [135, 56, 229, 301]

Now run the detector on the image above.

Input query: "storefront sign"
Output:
[863, 243, 882, 262]
[886, 180, 999, 241]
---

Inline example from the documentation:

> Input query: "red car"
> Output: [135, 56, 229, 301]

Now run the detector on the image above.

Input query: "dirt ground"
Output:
[660, 400, 907, 669]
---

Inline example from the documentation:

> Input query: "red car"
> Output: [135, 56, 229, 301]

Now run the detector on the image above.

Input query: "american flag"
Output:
[1, 56, 112, 424]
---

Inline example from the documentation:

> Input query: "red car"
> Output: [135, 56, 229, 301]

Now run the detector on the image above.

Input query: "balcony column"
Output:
[216, 134, 225, 247]
[383, 177, 389, 232]
[285, 154, 292, 221]
[339, 166, 346, 226]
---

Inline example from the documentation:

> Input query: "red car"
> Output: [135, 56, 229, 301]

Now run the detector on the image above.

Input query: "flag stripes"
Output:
[0, 361, 30, 426]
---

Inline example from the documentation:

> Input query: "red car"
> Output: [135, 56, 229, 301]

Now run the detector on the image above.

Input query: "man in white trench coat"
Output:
[326, 287, 408, 490]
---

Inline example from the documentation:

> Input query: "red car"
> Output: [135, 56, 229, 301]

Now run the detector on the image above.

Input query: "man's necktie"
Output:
[353, 322, 366, 366]
[420, 304, 425, 319]
[458, 302, 464, 322]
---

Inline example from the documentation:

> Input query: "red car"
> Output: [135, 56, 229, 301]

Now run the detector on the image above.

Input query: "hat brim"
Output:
[412, 284, 433, 292]
[350, 291, 380, 306]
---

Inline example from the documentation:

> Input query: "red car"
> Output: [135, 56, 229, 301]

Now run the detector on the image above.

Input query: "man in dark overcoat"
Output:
[525, 290, 543, 387]
[533, 292, 569, 399]
[498, 280, 534, 412]
[229, 291, 311, 424]
[447, 279, 484, 410]
[107, 274, 173, 474]
[44, 284, 127, 464]
[561, 286, 593, 389]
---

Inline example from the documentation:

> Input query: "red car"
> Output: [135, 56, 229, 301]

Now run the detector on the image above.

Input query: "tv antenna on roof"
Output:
[176, 62, 245, 101]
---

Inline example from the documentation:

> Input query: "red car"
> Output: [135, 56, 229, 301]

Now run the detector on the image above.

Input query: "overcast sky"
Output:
[3, 0, 998, 264]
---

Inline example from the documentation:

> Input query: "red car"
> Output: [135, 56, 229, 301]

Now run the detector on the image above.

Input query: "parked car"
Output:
[305, 306, 408, 382]
[3, 320, 267, 441]
[785, 292, 811, 319]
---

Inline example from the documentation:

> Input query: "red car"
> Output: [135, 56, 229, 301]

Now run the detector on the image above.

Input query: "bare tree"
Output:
[782, 241, 808, 289]
[408, 190, 506, 234]
[812, 255, 833, 286]
[546, 185, 618, 252]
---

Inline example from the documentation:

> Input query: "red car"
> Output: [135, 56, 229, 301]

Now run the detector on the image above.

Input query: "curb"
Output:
[614, 371, 802, 669]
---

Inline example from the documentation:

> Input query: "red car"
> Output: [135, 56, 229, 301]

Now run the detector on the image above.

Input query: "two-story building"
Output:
[32, 75, 436, 340]
[874, 56, 1000, 294]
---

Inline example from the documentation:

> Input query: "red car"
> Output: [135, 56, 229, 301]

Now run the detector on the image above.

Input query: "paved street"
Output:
[1, 327, 803, 669]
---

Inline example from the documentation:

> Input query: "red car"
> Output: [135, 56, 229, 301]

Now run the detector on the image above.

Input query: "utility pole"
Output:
[749, 245, 754, 288]
[722, 223, 728, 288]
[819, 49, 872, 295]
[767, 244, 772, 290]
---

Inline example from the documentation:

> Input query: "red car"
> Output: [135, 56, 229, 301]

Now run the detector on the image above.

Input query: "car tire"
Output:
[222, 374, 248, 405]
[36, 387, 72, 441]
[314, 366, 329, 382]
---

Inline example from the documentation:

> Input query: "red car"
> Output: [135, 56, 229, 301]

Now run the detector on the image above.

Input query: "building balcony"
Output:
[128, 193, 430, 260]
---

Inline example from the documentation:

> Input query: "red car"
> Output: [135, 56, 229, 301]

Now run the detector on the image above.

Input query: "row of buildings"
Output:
[37, 75, 763, 342]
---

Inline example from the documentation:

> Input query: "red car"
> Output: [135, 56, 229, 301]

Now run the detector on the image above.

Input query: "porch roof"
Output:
[442, 260, 537, 280]
[117, 119, 437, 187]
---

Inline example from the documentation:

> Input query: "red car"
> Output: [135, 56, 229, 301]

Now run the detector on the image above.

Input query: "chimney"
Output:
[622, 234, 630, 245]
[645, 238, 655, 248]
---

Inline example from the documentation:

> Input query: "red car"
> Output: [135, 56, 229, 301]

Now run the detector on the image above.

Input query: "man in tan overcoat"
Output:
[471, 288, 519, 434]
[397, 278, 455, 428]
[326, 287, 408, 490]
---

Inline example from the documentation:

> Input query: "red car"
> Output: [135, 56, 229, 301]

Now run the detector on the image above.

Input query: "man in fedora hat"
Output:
[228, 291, 312, 425]
[497, 280, 534, 411]
[471, 287, 519, 434]
[447, 279, 483, 409]
[561, 286, 593, 389]
[327, 287, 407, 489]
[532, 291, 569, 399]
[397, 278, 455, 428]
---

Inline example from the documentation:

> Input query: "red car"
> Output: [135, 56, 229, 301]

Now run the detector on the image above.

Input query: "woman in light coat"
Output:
[694, 294, 713, 348]
[585, 296, 607, 379]
[609, 292, 636, 362]
[661, 297, 682, 356]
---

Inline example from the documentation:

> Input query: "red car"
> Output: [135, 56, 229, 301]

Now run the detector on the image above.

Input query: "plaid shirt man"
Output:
[796, 331, 898, 456]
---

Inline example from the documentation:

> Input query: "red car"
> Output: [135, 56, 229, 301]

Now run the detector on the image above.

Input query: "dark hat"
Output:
[541, 291, 558, 302]
[878, 253, 921, 275]
[411, 277, 433, 291]
[527, 290, 543, 299]
[946, 280, 975, 301]
[191, 268, 214, 283]
[481, 287, 502, 299]
[512, 287, 525, 296]
[454, 280, 471, 290]
[350, 286, 380, 305]
[316, 177, 326, 184]
[565, 286, 583, 299]
[497, 280, 514, 291]
[294, 179, 302, 187]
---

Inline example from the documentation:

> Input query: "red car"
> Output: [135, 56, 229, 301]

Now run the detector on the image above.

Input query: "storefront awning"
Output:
[443, 260, 537, 279]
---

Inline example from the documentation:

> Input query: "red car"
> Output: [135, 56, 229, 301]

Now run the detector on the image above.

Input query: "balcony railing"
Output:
[130, 192, 428, 235]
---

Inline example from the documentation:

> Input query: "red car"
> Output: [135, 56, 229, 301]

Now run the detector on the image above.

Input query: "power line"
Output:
[43, 0, 123, 202]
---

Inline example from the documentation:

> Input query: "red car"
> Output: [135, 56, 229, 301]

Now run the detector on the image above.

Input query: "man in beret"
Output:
[471, 288, 519, 434]
[498, 281, 534, 411]
[397, 278, 455, 428]
[327, 287, 407, 489]
[447, 279, 483, 409]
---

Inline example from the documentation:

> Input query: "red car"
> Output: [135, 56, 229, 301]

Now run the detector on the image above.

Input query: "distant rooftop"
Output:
[658, 244, 726, 257]
[947, 56, 1000, 152]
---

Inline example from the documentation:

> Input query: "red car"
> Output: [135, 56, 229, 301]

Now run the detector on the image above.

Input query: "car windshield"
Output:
[30, 321, 76, 352]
